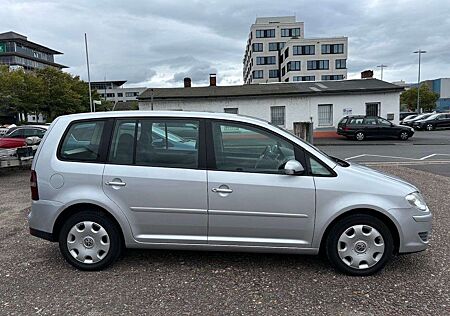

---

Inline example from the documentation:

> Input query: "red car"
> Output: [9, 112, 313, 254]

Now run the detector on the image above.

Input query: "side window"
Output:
[377, 118, 391, 126]
[135, 119, 199, 169]
[59, 120, 105, 161]
[308, 156, 332, 176]
[7, 129, 24, 138]
[363, 117, 378, 125]
[348, 118, 363, 125]
[108, 120, 136, 165]
[212, 121, 295, 174]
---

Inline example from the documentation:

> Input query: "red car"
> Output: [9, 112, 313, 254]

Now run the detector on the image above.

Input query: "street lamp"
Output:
[376, 64, 388, 81]
[413, 49, 427, 113]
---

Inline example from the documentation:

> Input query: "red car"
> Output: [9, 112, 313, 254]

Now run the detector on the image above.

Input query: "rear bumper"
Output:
[30, 228, 55, 242]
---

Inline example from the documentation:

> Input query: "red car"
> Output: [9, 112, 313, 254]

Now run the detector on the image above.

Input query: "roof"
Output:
[0, 31, 63, 55]
[91, 80, 127, 86]
[138, 79, 404, 101]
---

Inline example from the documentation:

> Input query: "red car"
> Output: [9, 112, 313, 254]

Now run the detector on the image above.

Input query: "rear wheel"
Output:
[399, 131, 409, 140]
[355, 131, 365, 141]
[58, 210, 123, 271]
[325, 214, 394, 276]
[426, 124, 434, 131]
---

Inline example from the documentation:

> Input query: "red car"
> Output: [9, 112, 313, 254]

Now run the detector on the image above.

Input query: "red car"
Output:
[0, 126, 48, 148]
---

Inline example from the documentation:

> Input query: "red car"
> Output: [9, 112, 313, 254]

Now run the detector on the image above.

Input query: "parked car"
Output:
[402, 113, 433, 127]
[399, 111, 418, 121]
[337, 115, 414, 141]
[400, 114, 418, 125]
[0, 125, 48, 148]
[29, 111, 432, 276]
[412, 113, 450, 131]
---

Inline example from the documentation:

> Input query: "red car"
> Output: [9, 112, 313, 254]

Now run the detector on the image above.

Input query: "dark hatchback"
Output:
[413, 113, 450, 131]
[337, 115, 415, 141]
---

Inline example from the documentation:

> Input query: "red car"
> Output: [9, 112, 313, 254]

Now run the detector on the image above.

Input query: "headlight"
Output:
[405, 192, 428, 211]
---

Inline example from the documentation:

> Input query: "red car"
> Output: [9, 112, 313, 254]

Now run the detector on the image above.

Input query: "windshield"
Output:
[403, 115, 417, 121]
[415, 114, 432, 121]
[425, 114, 440, 120]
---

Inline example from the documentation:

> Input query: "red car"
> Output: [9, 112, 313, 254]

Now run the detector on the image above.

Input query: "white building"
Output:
[243, 16, 348, 84]
[91, 80, 146, 104]
[138, 78, 403, 130]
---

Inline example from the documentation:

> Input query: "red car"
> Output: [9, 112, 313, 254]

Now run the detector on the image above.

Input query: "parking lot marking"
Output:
[345, 153, 450, 162]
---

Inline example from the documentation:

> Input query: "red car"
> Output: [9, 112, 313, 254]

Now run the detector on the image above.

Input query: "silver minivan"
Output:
[29, 111, 432, 276]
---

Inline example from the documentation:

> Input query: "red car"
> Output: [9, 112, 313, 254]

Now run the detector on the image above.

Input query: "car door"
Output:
[102, 118, 208, 244]
[444, 114, 450, 128]
[377, 117, 397, 137]
[206, 120, 316, 248]
[362, 117, 379, 137]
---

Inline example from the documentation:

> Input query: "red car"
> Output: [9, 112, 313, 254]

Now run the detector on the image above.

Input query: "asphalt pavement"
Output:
[0, 166, 449, 315]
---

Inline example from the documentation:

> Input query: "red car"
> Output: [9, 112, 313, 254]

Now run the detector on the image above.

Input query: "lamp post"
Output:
[413, 50, 426, 113]
[84, 33, 93, 112]
[376, 64, 388, 81]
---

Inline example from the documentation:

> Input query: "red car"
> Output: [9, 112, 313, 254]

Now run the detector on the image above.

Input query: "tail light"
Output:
[30, 170, 39, 201]
[343, 127, 350, 131]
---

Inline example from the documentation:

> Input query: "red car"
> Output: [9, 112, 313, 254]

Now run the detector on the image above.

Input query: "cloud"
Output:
[1, 0, 448, 87]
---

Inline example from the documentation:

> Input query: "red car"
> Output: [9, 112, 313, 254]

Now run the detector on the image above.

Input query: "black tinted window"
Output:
[136, 120, 199, 169]
[109, 120, 136, 165]
[59, 120, 105, 161]
[364, 118, 378, 125]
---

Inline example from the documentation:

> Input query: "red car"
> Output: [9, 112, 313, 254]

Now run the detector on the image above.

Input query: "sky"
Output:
[1, 0, 449, 88]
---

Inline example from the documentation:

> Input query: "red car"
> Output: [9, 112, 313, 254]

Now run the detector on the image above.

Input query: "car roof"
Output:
[13, 125, 49, 129]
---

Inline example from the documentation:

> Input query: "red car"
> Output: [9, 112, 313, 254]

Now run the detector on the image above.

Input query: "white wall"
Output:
[139, 92, 401, 130]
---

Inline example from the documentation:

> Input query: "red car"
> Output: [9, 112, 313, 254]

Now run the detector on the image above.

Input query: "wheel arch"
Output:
[319, 208, 400, 255]
[52, 203, 125, 245]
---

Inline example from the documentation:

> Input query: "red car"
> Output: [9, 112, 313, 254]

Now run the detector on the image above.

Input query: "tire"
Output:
[399, 131, 409, 141]
[426, 124, 434, 131]
[58, 210, 123, 271]
[325, 214, 394, 276]
[355, 131, 365, 141]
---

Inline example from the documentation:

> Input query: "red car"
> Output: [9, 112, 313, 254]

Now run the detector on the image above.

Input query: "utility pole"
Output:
[376, 64, 388, 81]
[413, 49, 427, 113]
[84, 33, 93, 112]
[150, 88, 154, 110]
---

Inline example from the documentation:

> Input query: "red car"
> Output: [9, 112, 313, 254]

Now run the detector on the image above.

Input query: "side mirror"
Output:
[284, 159, 304, 175]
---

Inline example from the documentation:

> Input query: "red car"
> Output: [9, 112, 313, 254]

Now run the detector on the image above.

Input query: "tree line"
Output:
[0, 66, 112, 123]
[400, 84, 439, 112]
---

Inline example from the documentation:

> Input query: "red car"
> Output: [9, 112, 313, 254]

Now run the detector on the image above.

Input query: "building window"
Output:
[224, 108, 238, 114]
[318, 104, 333, 126]
[269, 69, 279, 78]
[293, 76, 315, 81]
[269, 42, 285, 51]
[321, 75, 344, 80]
[335, 59, 346, 69]
[252, 43, 263, 52]
[282, 67, 286, 76]
[321, 44, 344, 54]
[106, 93, 115, 98]
[293, 45, 315, 55]
[125, 92, 134, 97]
[366, 103, 380, 116]
[117, 92, 123, 97]
[287, 61, 301, 71]
[281, 28, 301, 37]
[255, 29, 275, 38]
[270, 106, 285, 126]
[307, 60, 329, 70]
[252, 70, 263, 79]
[256, 56, 276, 65]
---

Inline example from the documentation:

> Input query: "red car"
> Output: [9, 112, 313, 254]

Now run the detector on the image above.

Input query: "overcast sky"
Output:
[2, 0, 448, 87]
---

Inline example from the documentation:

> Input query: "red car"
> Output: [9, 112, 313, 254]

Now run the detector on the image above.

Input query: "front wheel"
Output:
[58, 210, 123, 271]
[325, 214, 394, 276]
[426, 124, 434, 131]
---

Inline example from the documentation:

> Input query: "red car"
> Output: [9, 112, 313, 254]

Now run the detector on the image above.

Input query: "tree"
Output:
[401, 84, 439, 112]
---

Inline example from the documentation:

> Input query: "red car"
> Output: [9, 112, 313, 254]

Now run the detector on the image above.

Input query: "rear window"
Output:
[338, 117, 348, 124]
[59, 120, 105, 161]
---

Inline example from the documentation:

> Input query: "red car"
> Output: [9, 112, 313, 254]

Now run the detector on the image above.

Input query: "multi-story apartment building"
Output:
[91, 80, 146, 104]
[243, 17, 347, 84]
[0, 31, 67, 70]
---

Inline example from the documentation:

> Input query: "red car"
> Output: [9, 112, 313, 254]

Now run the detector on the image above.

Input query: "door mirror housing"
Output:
[284, 159, 304, 175]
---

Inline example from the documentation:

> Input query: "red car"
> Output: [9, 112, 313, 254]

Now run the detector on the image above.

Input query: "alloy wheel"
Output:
[355, 132, 365, 141]
[400, 131, 409, 140]
[426, 124, 433, 131]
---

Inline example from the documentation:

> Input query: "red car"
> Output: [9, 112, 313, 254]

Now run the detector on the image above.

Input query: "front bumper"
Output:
[389, 207, 432, 253]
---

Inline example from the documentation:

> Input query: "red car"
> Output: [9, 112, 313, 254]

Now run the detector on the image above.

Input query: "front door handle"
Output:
[105, 181, 126, 187]
[212, 187, 233, 193]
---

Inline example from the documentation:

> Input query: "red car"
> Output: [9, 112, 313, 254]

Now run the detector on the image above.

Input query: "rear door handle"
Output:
[212, 188, 233, 193]
[105, 181, 126, 187]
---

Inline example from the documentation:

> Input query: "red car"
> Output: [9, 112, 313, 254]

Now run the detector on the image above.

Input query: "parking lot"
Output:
[0, 163, 448, 316]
